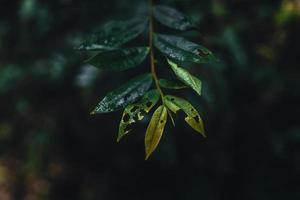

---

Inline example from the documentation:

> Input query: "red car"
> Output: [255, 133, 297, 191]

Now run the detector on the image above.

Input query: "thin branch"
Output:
[148, 0, 164, 98]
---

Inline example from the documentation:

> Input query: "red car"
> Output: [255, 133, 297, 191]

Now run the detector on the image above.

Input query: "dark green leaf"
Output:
[76, 19, 148, 50]
[91, 73, 153, 114]
[118, 90, 160, 142]
[164, 95, 205, 137]
[145, 105, 168, 160]
[86, 47, 150, 72]
[167, 59, 202, 95]
[159, 79, 188, 89]
[153, 5, 196, 31]
[154, 34, 218, 64]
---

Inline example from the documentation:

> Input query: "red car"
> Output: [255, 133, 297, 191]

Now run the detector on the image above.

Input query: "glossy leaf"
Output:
[91, 73, 153, 114]
[145, 105, 167, 160]
[159, 78, 188, 89]
[86, 47, 150, 72]
[154, 34, 218, 64]
[76, 19, 148, 50]
[164, 95, 205, 137]
[153, 5, 196, 31]
[118, 90, 160, 142]
[167, 59, 202, 95]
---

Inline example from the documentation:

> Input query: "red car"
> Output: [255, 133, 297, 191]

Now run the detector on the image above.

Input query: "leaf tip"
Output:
[198, 128, 206, 138]
[213, 56, 221, 63]
[200, 127, 207, 138]
[116, 137, 122, 143]
[145, 153, 151, 160]
[90, 110, 96, 115]
[196, 90, 202, 96]
[117, 130, 131, 143]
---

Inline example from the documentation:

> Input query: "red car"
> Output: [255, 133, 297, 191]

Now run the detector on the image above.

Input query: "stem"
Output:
[148, 0, 164, 98]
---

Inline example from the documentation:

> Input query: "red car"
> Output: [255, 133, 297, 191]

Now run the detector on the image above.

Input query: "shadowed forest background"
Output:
[0, 0, 299, 199]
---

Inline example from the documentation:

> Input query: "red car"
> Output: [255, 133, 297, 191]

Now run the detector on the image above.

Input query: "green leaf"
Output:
[167, 59, 202, 95]
[91, 73, 153, 114]
[164, 95, 205, 137]
[76, 19, 148, 50]
[153, 5, 196, 31]
[154, 34, 218, 64]
[86, 47, 150, 72]
[159, 78, 188, 89]
[145, 105, 168, 160]
[118, 90, 160, 142]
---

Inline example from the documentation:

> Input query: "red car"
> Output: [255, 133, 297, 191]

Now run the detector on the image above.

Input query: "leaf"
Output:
[154, 34, 218, 64]
[118, 90, 160, 142]
[159, 78, 188, 89]
[145, 105, 168, 160]
[91, 73, 153, 114]
[76, 19, 148, 50]
[164, 95, 205, 137]
[86, 47, 150, 72]
[167, 59, 202, 95]
[153, 5, 196, 31]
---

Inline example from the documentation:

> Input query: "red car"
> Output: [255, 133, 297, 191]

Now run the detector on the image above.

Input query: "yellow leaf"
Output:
[164, 95, 206, 137]
[145, 105, 168, 160]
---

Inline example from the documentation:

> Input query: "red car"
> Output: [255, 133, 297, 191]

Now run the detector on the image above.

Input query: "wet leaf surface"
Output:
[91, 73, 153, 114]
[86, 47, 150, 72]
[76, 18, 148, 50]
[153, 5, 196, 31]
[154, 34, 218, 64]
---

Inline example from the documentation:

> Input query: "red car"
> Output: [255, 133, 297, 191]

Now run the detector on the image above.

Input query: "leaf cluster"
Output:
[76, 4, 218, 159]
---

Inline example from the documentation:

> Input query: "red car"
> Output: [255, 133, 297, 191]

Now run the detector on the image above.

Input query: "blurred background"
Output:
[0, 0, 299, 199]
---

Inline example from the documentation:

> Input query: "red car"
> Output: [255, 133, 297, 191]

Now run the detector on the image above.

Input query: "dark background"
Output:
[0, 0, 299, 199]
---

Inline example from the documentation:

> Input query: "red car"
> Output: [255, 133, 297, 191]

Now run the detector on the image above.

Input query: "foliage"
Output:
[1, 0, 299, 199]
[78, 1, 218, 159]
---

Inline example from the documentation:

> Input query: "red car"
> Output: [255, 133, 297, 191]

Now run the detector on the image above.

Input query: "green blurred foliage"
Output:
[0, 0, 299, 199]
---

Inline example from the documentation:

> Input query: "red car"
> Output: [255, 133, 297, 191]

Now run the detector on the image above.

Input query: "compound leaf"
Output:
[159, 78, 188, 89]
[153, 5, 196, 31]
[145, 105, 167, 160]
[76, 19, 148, 50]
[86, 47, 150, 72]
[91, 73, 153, 114]
[164, 95, 205, 137]
[118, 90, 160, 142]
[167, 59, 202, 95]
[154, 34, 218, 64]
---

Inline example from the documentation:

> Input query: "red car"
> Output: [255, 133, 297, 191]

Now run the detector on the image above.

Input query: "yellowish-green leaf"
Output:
[167, 59, 202, 95]
[118, 90, 160, 142]
[145, 105, 168, 160]
[164, 95, 205, 137]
